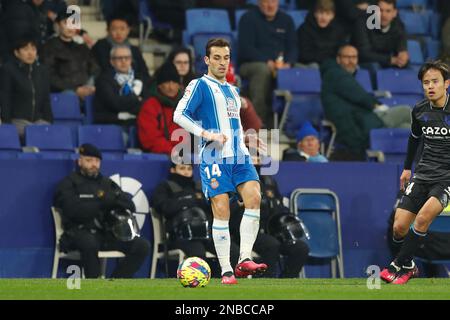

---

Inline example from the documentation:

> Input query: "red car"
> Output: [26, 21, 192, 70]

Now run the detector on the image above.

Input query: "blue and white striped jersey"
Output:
[174, 75, 250, 159]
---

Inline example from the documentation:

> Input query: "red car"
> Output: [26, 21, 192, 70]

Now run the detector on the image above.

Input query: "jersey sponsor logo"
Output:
[421, 126, 450, 136]
[226, 97, 239, 118]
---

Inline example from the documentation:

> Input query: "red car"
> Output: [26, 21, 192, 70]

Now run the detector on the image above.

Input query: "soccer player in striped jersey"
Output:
[380, 60, 450, 284]
[174, 38, 267, 284]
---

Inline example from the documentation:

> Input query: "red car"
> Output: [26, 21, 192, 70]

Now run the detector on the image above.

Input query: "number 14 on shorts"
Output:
[204, 164, 222, 179]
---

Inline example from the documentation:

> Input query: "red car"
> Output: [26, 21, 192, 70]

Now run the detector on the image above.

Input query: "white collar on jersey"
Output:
[203, 74, 229, 86]
[430, 94, 449, 110]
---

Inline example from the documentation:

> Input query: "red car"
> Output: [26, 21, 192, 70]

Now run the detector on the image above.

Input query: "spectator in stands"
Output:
[53, 143, 151, 279]
[168, 47, 196, 89]
[92, 15, 151, 87]
[238, 0, 297, 127]
[41, 11, 99, 98]
[352, 0, 409, 70]
[297, 0, 347, 67]
[2, 0, 56, 57]
[0, 37, 52, 140]
[93, 45, 150, 131]
[320, 44, 410, 160]
[152, 158, 240, 276]
[137, 62, 188, 155]
[230, 154, 310, 278]
[100, 0, 139, 29]
[282, 121, 328, 162]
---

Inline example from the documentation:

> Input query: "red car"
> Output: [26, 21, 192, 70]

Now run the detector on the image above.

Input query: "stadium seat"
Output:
[24, 125, 75, 159]
[274, 68, 335, 157]
[183, 9, 232, 45]
[368, 128, 410, 163]
[83, 94, 95, 125]
[396, 0, 427, 9]
[78, 125, 126, 160]
[290, 188, 344, 278]
[51, 207, 125, 279]
[124, 153, 169, 161]
[378, 95, 421, 107]
[425, 38, 441, 60]
[287, 10, 308, 29]
[399, 10, 429, 35]
[376, 68, 422, 95]
[138, 0, 172, 48]
[407, 39, 424, 65]
[50, 93, 83, 125]
[0, 124, 21, 159]
[235, 9, 247, 30]
[355, 69, 373, 93]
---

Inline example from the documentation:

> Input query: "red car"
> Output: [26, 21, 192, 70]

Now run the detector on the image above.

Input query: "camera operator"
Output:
[152, 159, 239, 275]
[53, 143, 150, 278]
[230, 156, 310, 278]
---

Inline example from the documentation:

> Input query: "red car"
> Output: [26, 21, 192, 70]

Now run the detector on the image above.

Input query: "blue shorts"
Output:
[199, 156, 259, 199]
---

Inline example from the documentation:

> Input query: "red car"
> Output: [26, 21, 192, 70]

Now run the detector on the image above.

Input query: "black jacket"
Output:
[352, 15, 408, 66]
[93, 69, 150, 126]
[40, 37, 99, 92]
[297, 12, 347, 64]
[53, 169, 135, 233]
[91, 38, 152, 88]
[0, 58, 52, 123]
[152, 173, 210, 225]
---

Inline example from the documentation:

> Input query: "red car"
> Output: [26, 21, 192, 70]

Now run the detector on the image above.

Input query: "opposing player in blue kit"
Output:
[174, 38, 267, 284]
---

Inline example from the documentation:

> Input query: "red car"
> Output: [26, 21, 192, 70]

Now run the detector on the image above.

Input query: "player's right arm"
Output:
[401, 108, 422, 190]
[173, 79, 227, 144]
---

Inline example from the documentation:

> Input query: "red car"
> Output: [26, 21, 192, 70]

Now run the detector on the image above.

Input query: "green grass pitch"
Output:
[1, 278, 450, 300]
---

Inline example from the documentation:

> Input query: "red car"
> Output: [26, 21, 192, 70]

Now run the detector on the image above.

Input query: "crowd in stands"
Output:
[1, 0, 448, 280]
[0, 0, 448, 161]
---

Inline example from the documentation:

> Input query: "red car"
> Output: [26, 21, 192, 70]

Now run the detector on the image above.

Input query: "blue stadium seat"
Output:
[50, 93, 83, 124]
[83, 94, 95, 125]
[138, 0, 172, 47]
[396, 0, 427, 8]
[290, 188, 344, 278]
[369, 128, 410, 163]
[398, 10, 429, 35]
[123, 153, 169, 161]
[287, 10, 308, 29]
[184, 9, 232, 45]
[407, 39, 424, 65]
[378, 95, 422, 107]
[355, 69, 373, 93]
[376, 68, 422, 95]
[235, 9, 247, 30]
[425, 38, 441, 60]
[24, 124, 75, 159]
[78, 125, 125, 160]
[0, 124, 21, 159]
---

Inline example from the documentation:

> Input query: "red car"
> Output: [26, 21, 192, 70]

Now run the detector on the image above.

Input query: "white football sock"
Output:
[212, 219, 233, 275]
[239, 208, 260, 263]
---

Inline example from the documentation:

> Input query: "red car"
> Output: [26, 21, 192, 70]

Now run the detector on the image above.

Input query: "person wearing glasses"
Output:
[92, 14, 152, 88]
[167, 47, 196, 90]
[93, 45, 150, 130]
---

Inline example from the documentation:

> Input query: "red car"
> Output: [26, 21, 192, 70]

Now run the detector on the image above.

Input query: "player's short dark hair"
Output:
[418, 60, 449, 81]
[107, 14, 131, 28]
[205, 38, 231, 57]
[378, 0, 397, 9]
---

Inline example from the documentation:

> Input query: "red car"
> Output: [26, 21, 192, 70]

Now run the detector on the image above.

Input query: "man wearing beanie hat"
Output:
[283, 121, 328, 162]
[137, 62, 189, 154]
[53, 143, 151, 278]
[94, 44, 150, 131]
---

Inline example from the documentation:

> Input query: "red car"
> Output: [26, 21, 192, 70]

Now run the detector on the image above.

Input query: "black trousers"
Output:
[62, 229, 151, 279]
[253, 233, 310, 278]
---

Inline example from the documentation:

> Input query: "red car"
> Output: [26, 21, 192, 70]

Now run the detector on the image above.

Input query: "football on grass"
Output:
[177, 257, 211, 288]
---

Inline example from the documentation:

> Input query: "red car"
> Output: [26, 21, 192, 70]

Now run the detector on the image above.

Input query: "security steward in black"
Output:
[152, 160, 239, 274]
[230, 157, 310, 278]
[53, 143, 150, 278]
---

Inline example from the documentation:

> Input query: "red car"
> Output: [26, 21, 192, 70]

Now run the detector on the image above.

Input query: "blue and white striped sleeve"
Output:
[173, 79, 204, 137]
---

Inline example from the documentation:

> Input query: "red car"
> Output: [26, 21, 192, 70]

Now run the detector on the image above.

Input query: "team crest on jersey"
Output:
[210, 178, 219, 189]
